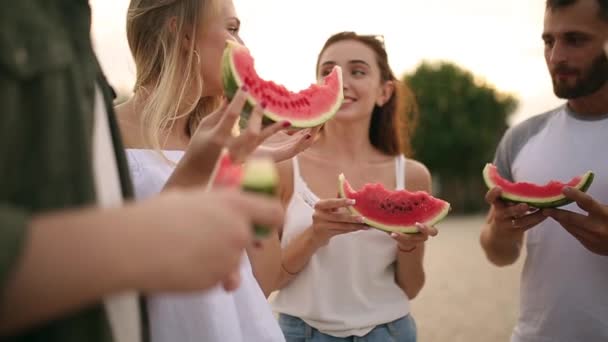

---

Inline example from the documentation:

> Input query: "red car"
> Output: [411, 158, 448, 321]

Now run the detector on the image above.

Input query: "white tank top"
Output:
[271, 155, 411, 337]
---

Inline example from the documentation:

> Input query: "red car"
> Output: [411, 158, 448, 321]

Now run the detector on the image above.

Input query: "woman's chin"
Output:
[333, 108, 368, 122]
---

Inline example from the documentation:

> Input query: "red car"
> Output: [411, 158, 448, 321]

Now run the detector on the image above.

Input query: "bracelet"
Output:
[281, 263, 299, 276]
[398, 245, 417, 253]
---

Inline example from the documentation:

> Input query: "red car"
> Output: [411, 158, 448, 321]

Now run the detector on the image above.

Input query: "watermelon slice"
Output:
[482, 163, 594, 208]
[210, 152, 279, 237]
[337, 173, 451, 234]
[221, 40, 343, 129]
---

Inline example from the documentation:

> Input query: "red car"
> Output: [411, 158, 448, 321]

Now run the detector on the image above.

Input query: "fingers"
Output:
[486, 187, 504, 207]
[390, 231, 430, 244]
[293, 129, 314, 148]
[308, 126, 322, 141]
[415, 223, 439, 237]
[511, 210, 547, 230]
[229, 191, 285, 230]
[245, 103, 264, 137]
[542, 208, 590, 228]
[314, 211, 365, 224]
[314, 198, 356, 211]
[216, 88, 249, 136]
[543, 208, 598, 245]
[497, 203, 530, 221]
[563, 187, 604, 215]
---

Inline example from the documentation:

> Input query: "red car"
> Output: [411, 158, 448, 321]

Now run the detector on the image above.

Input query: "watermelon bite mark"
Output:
[221, 40, 343, 129]
[482, 163, 594, 208]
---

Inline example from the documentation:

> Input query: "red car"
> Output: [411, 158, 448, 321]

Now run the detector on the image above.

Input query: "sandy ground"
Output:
[270, 215, 525, 342]
[409, 215, 524, 342]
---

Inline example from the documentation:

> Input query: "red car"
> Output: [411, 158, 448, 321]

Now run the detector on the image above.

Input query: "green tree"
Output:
[404, 61, 518, 213]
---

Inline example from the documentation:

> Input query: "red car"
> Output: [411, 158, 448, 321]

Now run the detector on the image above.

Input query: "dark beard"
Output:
[552, 52, 608, 99]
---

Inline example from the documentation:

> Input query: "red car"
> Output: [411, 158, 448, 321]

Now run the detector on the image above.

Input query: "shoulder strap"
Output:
[395, 155, 406, 190]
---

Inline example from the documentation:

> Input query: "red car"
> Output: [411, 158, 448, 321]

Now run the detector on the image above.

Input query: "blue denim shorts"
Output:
[278, 313, 417, 342]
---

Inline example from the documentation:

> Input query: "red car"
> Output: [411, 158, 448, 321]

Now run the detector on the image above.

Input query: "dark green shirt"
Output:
[0, 1, 141, 341]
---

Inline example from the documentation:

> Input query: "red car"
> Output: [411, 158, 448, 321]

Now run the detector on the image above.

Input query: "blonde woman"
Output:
[115, 0, 317, 341]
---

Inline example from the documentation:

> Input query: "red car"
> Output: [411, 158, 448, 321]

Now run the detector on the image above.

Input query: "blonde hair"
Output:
[127, 0, 221, 151]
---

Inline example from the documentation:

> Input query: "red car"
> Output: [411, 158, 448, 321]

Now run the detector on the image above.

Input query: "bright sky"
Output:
[90, 0, 565, 125]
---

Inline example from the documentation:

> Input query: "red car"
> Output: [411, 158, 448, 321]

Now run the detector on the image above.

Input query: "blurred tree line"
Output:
[403, 61, 518, 214]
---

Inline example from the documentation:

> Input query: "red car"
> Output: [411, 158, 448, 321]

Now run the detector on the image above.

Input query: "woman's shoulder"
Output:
[404, 157, 432, 191]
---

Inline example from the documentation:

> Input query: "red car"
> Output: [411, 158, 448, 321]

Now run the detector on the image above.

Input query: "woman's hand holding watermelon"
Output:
[310, 198, 369, 247]
[389, 223, 438, 253]
[542, 188, 608, 256]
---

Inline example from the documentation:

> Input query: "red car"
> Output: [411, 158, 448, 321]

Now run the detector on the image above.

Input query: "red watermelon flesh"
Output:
[212, 153, 243, 188]
[482, 163, 594, 208]
[338, 174, 451, 233]
[222, 40, 343, 128]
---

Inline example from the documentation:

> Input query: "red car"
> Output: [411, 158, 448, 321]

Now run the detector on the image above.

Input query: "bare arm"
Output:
[393, 160, 432, 299]
[275, 227, 322, 290]
[247, 234, 282, 298]
[395, 244, 426, 299]
[479, 206, 524, 267]
[0, 206, 139, 336]
[0, 189, 282, 336]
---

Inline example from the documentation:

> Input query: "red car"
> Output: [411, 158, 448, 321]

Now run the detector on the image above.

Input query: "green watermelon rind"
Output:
[240, 158, 279, 238]
[482, 163, 594, 208]
[337, 173, 451, 234]
[221, 40, 344, 129]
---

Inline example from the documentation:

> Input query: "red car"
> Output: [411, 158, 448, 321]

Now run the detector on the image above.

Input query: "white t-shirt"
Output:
[92, 85, 142, 342]
[494, 105, 608, 342]
[125, 149, 285, 342]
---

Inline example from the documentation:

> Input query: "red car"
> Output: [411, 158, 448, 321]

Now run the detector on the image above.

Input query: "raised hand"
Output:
[255, 126, 322, 162]
[543, 187, 608, 256]
[169, 88, 292, 188]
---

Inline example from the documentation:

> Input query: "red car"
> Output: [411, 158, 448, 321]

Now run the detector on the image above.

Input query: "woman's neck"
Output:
[117, 92, 191, 150]
[310, 117, 382, 163]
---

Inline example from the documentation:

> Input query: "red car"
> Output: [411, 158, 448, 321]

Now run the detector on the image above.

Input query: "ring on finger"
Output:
[511, 218, 516, 227]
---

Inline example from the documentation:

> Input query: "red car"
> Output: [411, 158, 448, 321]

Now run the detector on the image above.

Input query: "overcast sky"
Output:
[90, 0, 565, 125]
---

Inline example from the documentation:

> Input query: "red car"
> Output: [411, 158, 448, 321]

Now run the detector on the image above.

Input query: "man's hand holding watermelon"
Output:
[542, 188, 608, 256]
[481, 187, 549, 267]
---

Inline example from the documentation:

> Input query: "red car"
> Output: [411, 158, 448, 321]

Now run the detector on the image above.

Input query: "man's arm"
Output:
[0, 205, 136, 336]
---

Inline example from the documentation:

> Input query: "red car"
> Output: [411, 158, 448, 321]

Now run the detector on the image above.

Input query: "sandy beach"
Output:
[411, 215, 524, 342]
